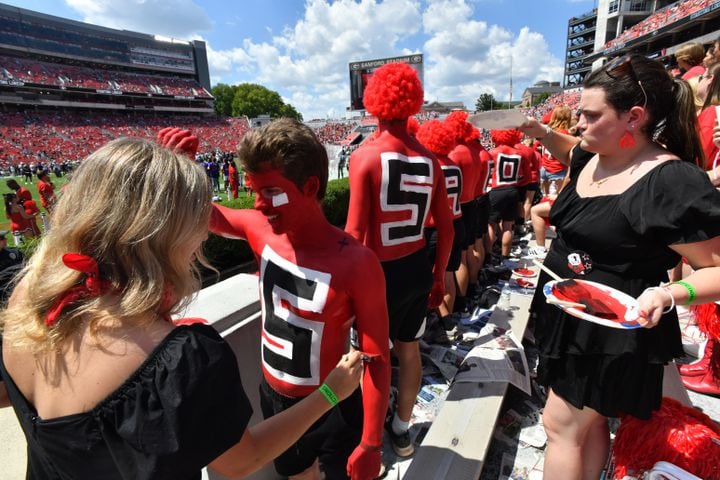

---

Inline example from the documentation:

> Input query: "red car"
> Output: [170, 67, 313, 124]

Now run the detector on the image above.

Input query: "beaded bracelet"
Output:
[319, 383, 339, 407]
[644, 287, 675, 314]
[672, 280, 696, 305]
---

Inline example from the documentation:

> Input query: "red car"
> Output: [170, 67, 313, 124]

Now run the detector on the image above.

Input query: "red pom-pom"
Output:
[416, 119, 455, 156]
[490, 129, 523, 147]
[407, 117, 420, 136]
[691, 303, 720, 341]
[363, 63, 424, 121]
[612, 397, 720, 479]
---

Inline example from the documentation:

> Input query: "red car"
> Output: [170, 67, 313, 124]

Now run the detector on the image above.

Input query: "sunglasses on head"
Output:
[604, 55, 648, 110]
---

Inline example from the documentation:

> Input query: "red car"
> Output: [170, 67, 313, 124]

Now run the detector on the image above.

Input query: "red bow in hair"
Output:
[45, 253, 112, 327]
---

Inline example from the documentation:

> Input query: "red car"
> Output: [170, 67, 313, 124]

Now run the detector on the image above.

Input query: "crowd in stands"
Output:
[313, 121, 356, 145]
[0, 111, 250, 168]
[0, 55, 211, 98]
[602, 0, 718, 52]
[522, 90, 582, 120]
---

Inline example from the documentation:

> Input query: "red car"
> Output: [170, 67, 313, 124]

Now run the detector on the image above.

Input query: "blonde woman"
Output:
[675, 42, 707, 112]
[0, 137, 362, 480]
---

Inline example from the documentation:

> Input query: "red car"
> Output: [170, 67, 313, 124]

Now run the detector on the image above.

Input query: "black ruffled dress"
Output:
[530, 148, 720, 419]
[0, 323, 252, 479]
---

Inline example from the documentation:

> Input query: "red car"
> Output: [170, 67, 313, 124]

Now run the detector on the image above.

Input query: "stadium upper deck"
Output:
[0, 2, 213, 113]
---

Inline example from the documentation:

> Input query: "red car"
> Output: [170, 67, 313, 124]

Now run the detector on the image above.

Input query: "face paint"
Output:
[272, 192, 289, 207]
[247, 168, 315, 234]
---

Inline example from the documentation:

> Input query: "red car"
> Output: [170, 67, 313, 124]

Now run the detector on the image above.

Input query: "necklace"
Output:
[589, 159, 642, 188]
[589, 177, 609, 188]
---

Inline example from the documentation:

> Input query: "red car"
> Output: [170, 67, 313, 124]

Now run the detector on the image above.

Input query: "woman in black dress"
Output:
[0, 137, 363, 480]
[520, 55, 720, 479]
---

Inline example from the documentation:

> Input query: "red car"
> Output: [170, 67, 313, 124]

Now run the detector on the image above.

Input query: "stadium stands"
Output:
[0, 111, 250, 168]
[522, 90, 581, 120]
[0, 55, 211, 98]
[601, 0, 718, 52]
[313, 121, 356, 145]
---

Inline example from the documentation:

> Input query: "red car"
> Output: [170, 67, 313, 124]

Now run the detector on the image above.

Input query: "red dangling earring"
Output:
[619, 131, 636, 149]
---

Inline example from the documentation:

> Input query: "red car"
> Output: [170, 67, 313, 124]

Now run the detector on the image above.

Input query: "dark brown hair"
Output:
[238, 118, 329, 200]
[584, 54, 704, 166]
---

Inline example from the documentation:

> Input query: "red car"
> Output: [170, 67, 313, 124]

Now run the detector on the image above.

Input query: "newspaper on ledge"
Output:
[454, 324, 531, 395]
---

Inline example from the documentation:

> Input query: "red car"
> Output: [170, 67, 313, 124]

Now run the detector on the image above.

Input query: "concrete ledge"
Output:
[404, 294, 534, 480]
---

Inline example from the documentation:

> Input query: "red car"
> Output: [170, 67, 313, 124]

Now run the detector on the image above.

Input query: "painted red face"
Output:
[246, 168, 311, 234]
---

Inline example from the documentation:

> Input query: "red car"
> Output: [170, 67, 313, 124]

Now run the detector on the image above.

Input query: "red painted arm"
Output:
[428, 159, 454, 308]
[346, 248, 390, 479]
[209, 203, 255, 240]
[344, 149, 372, 243]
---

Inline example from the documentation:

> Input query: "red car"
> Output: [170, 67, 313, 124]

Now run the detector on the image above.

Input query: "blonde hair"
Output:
[548, 105, 572, 131]
[1, 137, 212, 353]
[675, 43, 705, 67]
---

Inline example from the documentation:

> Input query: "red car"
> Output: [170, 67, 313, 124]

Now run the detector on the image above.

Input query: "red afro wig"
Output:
[464, 125, 481, 143]
[407, 116, 420, 136]
[490, 129, 523, 147]
[444, 111, 473, 143]
[416, 119, 455, 156]
[690, 303, 720, 341]
[363, 62, 424, 121]
[612, 397, 720, 479]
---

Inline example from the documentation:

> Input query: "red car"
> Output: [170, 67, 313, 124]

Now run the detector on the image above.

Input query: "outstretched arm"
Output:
[519, 118, 580, 167]
[346, 249, 390, 480]
[428, 161, 454, 309]
[209, 203, 256, 241]
[209, 352, 364, 479]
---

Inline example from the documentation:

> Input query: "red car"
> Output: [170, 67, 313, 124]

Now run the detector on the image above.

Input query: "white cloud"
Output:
[63, 0, 564, 119]
[64, 0, 211, 39]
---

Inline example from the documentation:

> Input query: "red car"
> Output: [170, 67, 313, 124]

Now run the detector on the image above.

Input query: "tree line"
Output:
[211, 83, 303, 121]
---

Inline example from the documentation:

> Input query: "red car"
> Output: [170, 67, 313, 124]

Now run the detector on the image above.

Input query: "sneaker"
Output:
[526, 246, 547, 259]
[510, 246, 524, 258]
[444, 325, 461, 342]
[385, 421, 415, 457]
[423, 321, 450, 344]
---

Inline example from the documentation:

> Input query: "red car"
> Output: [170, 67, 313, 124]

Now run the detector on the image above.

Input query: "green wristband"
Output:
[319, 383, 339, 407]
[672, 280, 696, 305]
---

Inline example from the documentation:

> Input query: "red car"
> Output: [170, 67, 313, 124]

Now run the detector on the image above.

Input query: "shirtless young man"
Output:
[201, 120, 390, 480]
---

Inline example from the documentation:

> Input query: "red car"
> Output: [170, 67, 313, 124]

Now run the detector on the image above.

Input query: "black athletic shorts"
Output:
[425, 217, 465, 273]
[475, 195, 490, 239]
[489, 186, 520, 223]
[259, 378, 363, 478]
[460, 200, 478, 248]
[382, 247, 433, 342]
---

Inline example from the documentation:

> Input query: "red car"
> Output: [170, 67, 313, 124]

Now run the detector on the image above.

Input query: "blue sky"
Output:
[6, 0, 597, 119]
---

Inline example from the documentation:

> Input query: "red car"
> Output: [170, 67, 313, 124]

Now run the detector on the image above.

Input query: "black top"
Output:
[0, 323, 253, 480]
[531, 148, 720, 363]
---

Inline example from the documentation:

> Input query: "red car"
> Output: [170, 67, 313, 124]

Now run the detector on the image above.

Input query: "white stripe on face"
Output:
[272, 192, 289, 207]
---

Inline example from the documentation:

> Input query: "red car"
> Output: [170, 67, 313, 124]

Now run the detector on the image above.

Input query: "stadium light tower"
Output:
[509, 54, 513, 107]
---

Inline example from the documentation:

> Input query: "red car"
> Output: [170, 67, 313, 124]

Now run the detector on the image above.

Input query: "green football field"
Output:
[0, 175, 70, 244]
